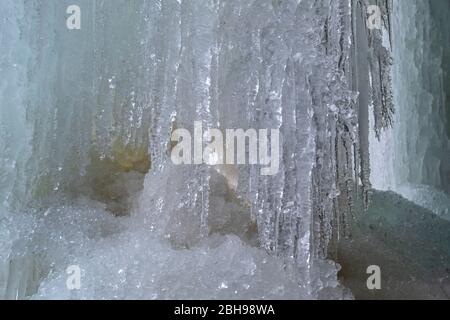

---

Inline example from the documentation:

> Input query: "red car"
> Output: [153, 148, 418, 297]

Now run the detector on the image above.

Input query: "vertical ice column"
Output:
[370, 0, 450, 195]
[0, 0, 35, 299]
[0, 0, 31, 209]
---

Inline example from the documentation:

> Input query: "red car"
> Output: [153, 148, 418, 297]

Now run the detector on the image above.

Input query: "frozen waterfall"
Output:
[370, 0, 450, 220]
[0, 0, 449, 300]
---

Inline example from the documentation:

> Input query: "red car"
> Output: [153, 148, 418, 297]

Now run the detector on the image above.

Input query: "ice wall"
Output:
[0, 2, 31, 211]
[0, 0, 396, 299]
[370, 0, 450, 197]
[0, 1, 35, 298]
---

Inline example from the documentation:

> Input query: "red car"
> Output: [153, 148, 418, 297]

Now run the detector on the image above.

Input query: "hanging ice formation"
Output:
[0, 0, 395, 299]
[369, 0, 450, 221]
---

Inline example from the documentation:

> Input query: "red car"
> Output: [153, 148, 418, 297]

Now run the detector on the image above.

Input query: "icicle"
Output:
[365, 0, 395, 138]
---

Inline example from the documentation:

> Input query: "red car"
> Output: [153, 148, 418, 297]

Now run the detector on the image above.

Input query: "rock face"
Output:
[83, 142, 151, 216]
[149, 165, 257, 250]
[338, 190, 450, 300]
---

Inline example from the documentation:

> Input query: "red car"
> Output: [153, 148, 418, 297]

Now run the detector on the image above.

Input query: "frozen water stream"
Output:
[1, 0, 449, 300]
[370, 0, 450, 204]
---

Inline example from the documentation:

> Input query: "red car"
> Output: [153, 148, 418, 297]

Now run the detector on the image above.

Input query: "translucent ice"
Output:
[8, 0, 447, 301]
